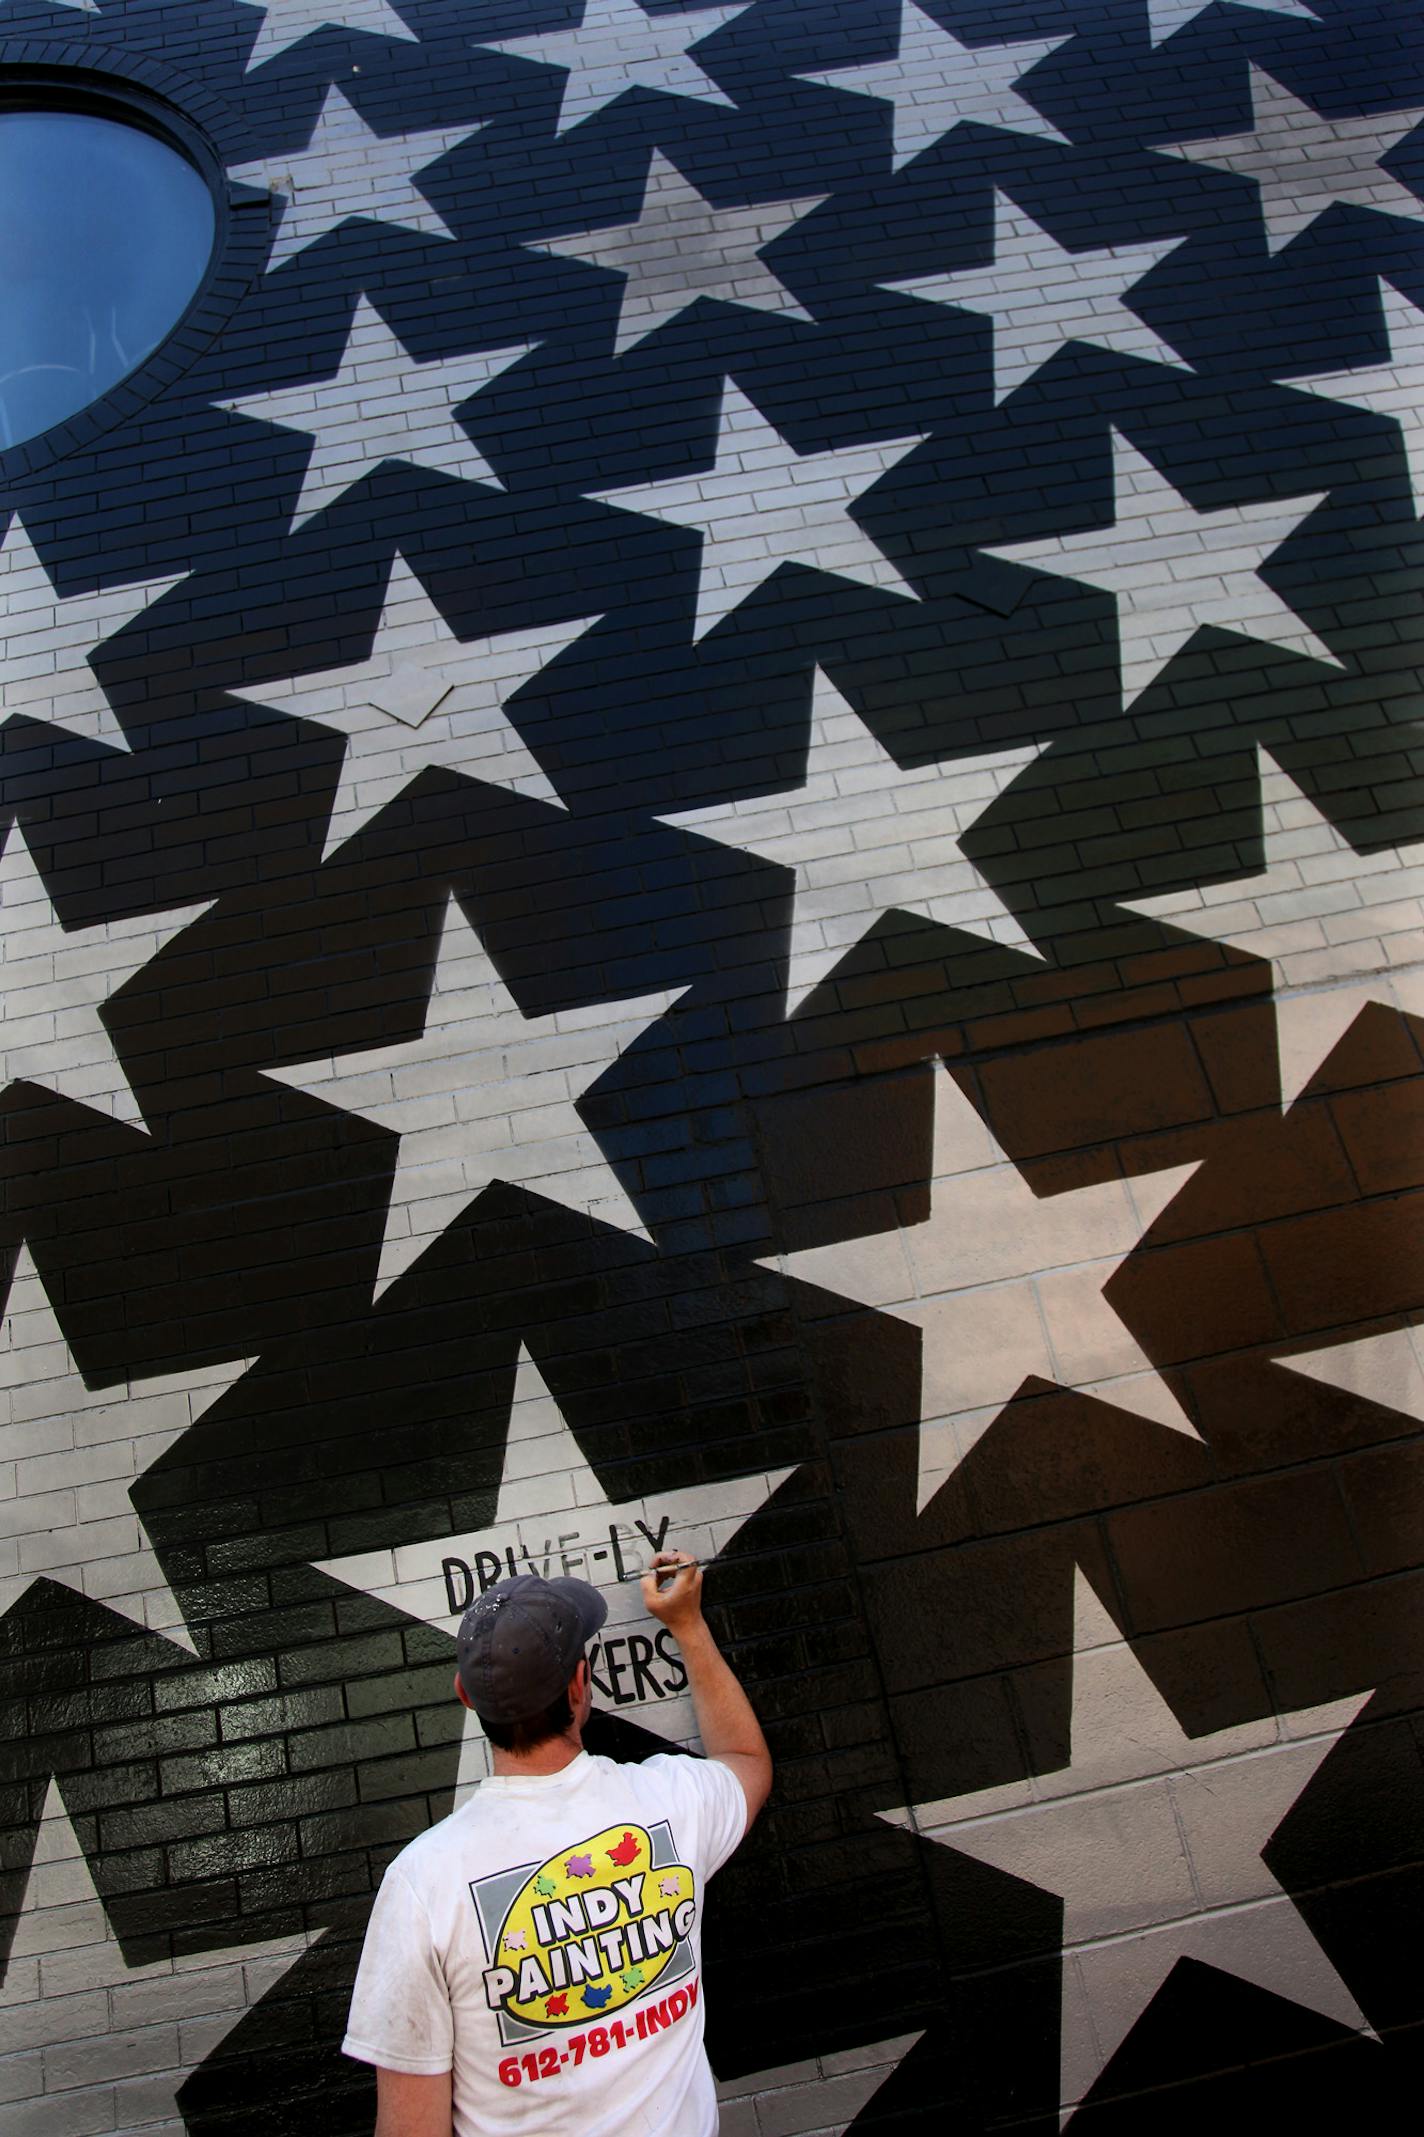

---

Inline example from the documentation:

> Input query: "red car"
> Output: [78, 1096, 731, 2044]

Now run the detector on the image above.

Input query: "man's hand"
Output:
[641, 1552, 704, 1635]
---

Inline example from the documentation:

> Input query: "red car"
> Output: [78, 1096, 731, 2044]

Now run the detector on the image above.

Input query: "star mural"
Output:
[0, 515, 185, 753]
[238, 0, 416, 73]
[1289, 278, 1424, 517]
[317, 1342, 795, 1794]
[1125, 747, 1424, 1107]
[479, 0, 749, 138]
[984, 427, 1339, 709]
[221, 297, 533, 531]
[230, 86, 484, 274]
[659, 666, 1045, 1014]
[0, 823, 209, 1133]
[883, 191, 1192, 404]
[759, 1061, 1200, 1512]
[6, 1780, 316, 2121]
[1277, 1324, 1424, 1425]
[526, 149, 824, 356]
[246, 548, 597, 857]
[881, 1569, 1376, 2124]
[1159, 67, 1424, 254]
[1147, 0, 1318, 47]
[591, 379, 926, 640]
[795, 1, 1068, 171]
[0, 1245, 249, 1649]
[265, 893, 686, 1298]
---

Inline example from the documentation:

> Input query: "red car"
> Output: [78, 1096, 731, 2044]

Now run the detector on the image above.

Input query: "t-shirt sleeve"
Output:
[644, 1751, 749, 1880]
[342, 1863, 454, 2076]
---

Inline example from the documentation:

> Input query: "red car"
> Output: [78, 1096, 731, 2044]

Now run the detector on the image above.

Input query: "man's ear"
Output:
[453, 1668, 475, 1711]
[569, 1656, 590, 1703]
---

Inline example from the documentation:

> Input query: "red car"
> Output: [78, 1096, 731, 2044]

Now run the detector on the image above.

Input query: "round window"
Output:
[0, 106, 216, 451]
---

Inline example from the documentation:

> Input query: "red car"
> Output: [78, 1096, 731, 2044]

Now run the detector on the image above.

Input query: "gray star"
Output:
[238, 0, 416, 73]
[882, 1569, 1375, 2125]
[660, 666, 1045, 1014]
[884, 190, 1191, 403]
[1148, 0, 1318, 47]
[527, 149, 824, 356]
[759, 1062, 1200, 1513]
[716, 2032, 924, 2132]
[984, 427, 1339, 709]
[0, 515, 186, 753]
[1125, 748, 1424, 1107]
[318, 1343, 795, 1797]
[590, 379, 926, 640]
[0, 823, 210, 1133]
[266, 894, 686, 1298]
[5, 1780, 315, 2129]
[0, 1245, 250, 1649]
[246, 549, 599, 857]
[480, 0, 749, 138]
[1278, 1323, 1424, 1424]
[230, 86, 483, 274]
[797, 0, 1068, 172]
[220, 296, 533, 531]
[1290, 278, 1424, 516]
[1159, 66, 1424, 253]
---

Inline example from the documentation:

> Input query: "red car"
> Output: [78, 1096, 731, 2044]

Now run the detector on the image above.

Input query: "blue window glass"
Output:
[0, 108, 216, 451]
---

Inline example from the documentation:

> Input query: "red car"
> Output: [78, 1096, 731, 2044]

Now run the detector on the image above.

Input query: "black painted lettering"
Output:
[627, 1633, 662, 1701]
[442, 1557, 473, 1614]
[655, 1627, 687, 1693]
[603, 1635, 630, 1702]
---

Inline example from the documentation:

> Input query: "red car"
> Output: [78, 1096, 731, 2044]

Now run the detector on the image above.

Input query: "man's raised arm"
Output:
[641, 1553, 772, 1824]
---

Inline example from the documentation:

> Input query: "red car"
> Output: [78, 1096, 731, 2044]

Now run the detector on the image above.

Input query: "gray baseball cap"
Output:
[456, 1573, 608, 1723]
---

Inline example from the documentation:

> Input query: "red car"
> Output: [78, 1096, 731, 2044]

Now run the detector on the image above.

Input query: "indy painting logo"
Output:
[472, 1820, 698, 2043]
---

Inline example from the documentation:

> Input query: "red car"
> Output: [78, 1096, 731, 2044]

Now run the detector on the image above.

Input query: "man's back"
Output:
[345, 1747, 747, 2136]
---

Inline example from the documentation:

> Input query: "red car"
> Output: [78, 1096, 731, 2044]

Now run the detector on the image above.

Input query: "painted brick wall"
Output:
[1, 0, 1422, 2130]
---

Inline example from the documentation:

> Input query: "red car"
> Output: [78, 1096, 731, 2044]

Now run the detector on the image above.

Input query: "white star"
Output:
[1159, 66, 1424, 254]
[0, 1247, 249, 1651]
[265, 894, 685, 1299]
[221, 298, 532, 532]
[1289, 278, 1424, 517]
[0, 515, 186, 753]
[231, 87, 483, 275]
[882, 1570, 1375, 2125]
[0, 824, 210, 1133]
[984, 427, 1339, 709]
[318, 1343, 795, 1797]
[660, 667, 1045, 1015]
[527, 149, 824, 356]
[239, 0, 417, 73]
[5, 1780, 316, 2126]
[717, 2032, 924, 2132]
[245, 550, 597, 858]
[1278, 1323, 1424, 1424]
[758, 1062, 1200, 1513]
[1125, 748, 1424, 1107]
[883, 191, 1191, 404]
[480, 0, 749, 138]
[796, 1, 1068, 172]
[1148, 0, 1318, 48]
[591, 379, 926, 641]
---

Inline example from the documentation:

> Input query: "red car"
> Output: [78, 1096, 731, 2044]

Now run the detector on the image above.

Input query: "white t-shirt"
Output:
[343, 1749, 747, 2136]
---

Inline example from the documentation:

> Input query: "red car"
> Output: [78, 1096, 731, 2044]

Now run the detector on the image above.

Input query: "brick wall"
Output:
[1, 0, 1421, 2130]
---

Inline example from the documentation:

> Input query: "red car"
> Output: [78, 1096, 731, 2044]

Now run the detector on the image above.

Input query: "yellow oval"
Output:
[492, 1822, 694, 2029]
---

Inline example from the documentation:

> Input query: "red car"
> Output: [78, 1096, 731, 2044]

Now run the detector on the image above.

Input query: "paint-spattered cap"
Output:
[456, 1573, 608, 1724]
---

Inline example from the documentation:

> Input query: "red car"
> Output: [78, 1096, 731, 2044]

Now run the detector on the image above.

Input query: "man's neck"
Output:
[490, 1728, 584, 1779]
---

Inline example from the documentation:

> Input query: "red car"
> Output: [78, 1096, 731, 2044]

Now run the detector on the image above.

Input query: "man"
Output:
[343, 1552, 772, 2135]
